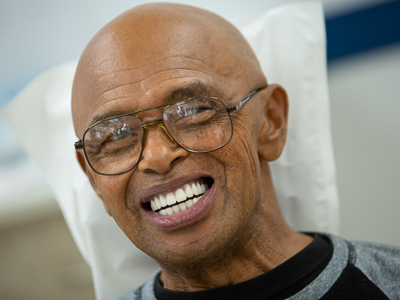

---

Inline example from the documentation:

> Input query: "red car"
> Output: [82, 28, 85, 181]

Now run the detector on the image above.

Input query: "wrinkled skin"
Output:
[72, 3, 312, 292]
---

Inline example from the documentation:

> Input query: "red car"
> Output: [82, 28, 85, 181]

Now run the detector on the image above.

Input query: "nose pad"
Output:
[143, 121, 175, 147]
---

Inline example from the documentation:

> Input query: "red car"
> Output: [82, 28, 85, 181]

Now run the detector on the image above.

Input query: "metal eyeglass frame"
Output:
[75, 87, 265, 175]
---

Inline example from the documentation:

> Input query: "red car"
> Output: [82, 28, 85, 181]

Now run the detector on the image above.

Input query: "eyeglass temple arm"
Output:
[75, 141, 83, 150]
[226, 89, 261, 114]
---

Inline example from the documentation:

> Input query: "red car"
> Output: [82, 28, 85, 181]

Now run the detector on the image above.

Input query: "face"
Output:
[73, 6, 273, 268]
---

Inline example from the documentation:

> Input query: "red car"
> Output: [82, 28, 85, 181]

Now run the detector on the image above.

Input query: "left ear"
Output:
[257, 84, 289, 161]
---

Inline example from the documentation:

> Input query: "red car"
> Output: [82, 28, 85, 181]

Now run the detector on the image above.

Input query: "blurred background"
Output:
[0, 0, 399, 299]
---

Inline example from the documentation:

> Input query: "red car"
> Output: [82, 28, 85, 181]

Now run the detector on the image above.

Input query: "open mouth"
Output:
[144, 177, 214, 216]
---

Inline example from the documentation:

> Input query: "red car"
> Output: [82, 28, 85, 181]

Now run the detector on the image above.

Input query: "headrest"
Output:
[1, 2, 339, 299]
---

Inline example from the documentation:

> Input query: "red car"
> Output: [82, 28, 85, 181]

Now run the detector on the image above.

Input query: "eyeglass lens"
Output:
[83, 97, 233, 175]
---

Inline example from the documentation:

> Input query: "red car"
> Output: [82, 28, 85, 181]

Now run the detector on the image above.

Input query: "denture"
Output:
[150, 180, 209, 216]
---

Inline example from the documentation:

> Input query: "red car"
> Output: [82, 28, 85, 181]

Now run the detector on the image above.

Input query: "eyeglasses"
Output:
[75, 87, 264, 175]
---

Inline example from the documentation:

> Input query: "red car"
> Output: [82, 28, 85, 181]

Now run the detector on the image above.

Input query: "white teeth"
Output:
[166, 193, 176, 206]
[185, 185, 193, 198]
[159, 195, 167, 207]
[150, 180, 210, 215]
[175, 188, 187, 203]
[172, 205, 180, 213]
[191, 183, 199, 195]
[179, 202, 187, 211]
[154, 197, 162, 210]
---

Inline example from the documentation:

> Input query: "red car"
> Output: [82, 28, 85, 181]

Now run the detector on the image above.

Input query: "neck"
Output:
[157, 162, 312, 292]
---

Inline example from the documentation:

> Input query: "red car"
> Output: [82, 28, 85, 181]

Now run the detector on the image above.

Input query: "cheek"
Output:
[95, 173, 132, 213]
[215, 137, 259, 194]
[230, 112, 261, 163]
[216, 123, 262, 209]
[226, 126, 260, 174]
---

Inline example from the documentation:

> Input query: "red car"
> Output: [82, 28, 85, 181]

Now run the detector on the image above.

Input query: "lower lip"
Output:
[143, 182, 216, 230]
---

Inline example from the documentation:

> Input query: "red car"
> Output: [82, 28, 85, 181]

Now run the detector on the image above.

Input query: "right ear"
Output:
[76, 151, 112, 216]
[257, 84, 289, 162]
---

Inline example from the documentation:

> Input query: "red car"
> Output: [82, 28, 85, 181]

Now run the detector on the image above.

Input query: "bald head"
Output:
[71, 3, 266, 137]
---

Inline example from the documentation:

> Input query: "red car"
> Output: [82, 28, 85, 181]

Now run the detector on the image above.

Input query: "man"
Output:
[72, 3, 400, 299]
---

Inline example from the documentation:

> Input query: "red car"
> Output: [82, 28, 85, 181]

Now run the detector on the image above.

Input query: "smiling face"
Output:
[72, 4, 289, 272]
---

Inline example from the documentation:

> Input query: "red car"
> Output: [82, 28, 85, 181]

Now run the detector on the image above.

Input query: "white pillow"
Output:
[232, 1, 339, 234]
[1, 1, 339, 299]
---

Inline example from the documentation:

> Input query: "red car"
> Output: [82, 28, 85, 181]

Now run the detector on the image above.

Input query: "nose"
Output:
[137, 123, 188, 174]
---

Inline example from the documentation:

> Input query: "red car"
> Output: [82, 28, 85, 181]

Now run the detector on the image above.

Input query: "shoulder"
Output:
[118, 270, 160, 300]
[349, 239, 400, 298]
[350, 239, 400, 279]
[351, 239, 400, 265]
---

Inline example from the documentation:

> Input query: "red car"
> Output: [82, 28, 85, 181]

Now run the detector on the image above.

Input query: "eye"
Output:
[100, 125, 139, 150]
[104, 126, 135, 143]
[175, 107, 216, 129]
[83, 124, 140, 158]
[177, 99, 216, 119]
[183, 106, 210, 117]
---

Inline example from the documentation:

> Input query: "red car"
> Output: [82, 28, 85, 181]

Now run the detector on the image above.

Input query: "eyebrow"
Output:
[168, 81, 223, 102]
[89, 82, 224, 127]
[90, 110, 127, 127]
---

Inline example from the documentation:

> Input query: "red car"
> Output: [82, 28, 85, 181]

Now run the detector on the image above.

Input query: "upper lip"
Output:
[139, 173, 214, 204]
